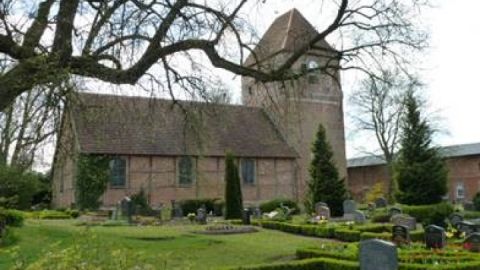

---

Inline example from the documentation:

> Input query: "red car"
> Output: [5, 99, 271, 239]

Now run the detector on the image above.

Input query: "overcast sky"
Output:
[222, 0, 480, 159]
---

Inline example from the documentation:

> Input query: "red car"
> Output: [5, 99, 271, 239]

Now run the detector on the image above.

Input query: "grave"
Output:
[253, 207, 262, 218]
[375, 197, 388, 208]
[425, 225, 446, 249]
[388, 206, 402, 216]
[457, 221, 478, 236]
[196, 206, 207, 225]
[353, 210, 366, 224]
[242, 208, 252, 225]
[359, 239, 398, 270]
[390, 214, 416, 231]
[464, 233, 480, 252]
[120, 196, 134, 223]
[315, 205, 331, 220]
[449, 213, 464, 227]
[171, 200, 183, 218]
[343, 200, 357, 214]
[392, 225, 410, 246]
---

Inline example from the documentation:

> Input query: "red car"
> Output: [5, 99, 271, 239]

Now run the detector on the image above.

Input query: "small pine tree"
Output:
[224, 152, 243, 219]
[394, 91, 448, 205]
[305, 124, 347, 216]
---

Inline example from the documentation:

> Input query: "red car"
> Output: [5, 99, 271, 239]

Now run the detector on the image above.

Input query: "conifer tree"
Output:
[394, 91, 448, 205]
[306, 124, 347, 216]
[224, 152, 243, 219]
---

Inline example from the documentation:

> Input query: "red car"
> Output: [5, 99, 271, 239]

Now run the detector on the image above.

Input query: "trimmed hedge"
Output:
[259, 198, 299, 215]
[0, 208, 24, 227]
[229, 257, 358, 270]
[180, 198, 224, 216]
[255, 221, 425, 243]
[401, 203, 453, 227]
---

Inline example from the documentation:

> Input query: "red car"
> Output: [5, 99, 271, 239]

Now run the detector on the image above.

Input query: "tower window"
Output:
[248, 87, 253, 95]
[307, 60, 319, 71]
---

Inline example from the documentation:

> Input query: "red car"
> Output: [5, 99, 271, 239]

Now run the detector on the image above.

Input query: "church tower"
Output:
[242, 9, 347, 200]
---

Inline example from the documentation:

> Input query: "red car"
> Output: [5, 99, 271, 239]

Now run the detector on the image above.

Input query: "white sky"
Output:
[221, 0, 480, 159]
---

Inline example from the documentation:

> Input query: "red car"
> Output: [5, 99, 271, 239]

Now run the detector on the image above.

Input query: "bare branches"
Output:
[0, 0, 431, 112]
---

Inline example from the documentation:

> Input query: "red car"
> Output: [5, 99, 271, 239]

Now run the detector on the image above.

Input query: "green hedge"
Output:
[228, 257, 358, 270]
[0, 208, 24, 227]
[401, 203, 453, 227]
[259, 198, 299, 215]
[37, 210, 72, 220]
[180, 198, 224, 216]
[256, 221, 425, 243]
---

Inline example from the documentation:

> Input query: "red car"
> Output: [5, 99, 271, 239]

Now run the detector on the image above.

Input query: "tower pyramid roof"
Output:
[244, 8, 333, 67]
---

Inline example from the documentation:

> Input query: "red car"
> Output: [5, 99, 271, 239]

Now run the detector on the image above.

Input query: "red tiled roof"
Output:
[72, 93, 297, 158]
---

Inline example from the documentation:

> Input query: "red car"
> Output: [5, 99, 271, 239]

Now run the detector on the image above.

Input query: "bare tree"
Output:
[0, 0, 430, 112]
[349, 70, 420, 200]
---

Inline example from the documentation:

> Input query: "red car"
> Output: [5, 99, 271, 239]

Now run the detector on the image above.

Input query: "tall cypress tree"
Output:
[394, 91, 448, 205]
[306, 124, 347, 216]
[224, 152, 243, 219]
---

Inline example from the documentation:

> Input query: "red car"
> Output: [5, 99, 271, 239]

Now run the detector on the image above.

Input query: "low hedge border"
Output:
[255, 221, 424, 243]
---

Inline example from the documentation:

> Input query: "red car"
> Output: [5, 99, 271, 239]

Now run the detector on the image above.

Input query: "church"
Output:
[52, 9, 347, 208]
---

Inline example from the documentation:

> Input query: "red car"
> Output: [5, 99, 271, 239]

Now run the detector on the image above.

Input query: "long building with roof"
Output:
[347, 143, 480, 202]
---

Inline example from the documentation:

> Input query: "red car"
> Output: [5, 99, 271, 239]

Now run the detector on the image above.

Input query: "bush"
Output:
[365, 182, 386, 203]
[0, 165, 41, 210]
[371, 212, 391, 223]
[473, 192, 480, 211]
[334, 229, 361, 242]
[0, 227, 18, 247]
[259, 198, 299, 215]
[224, 152, 243, 219]
[130, 188, 153, 215]
[227, 257, 359, 270]
[38, 210, 71, 220]
[179, 198, 222, 217]
[75, 154, 110, 210]
[402, 203, 453, 227]
[0, 208, 25, 227]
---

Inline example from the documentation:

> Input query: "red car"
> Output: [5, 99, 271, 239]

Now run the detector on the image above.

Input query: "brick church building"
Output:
[52, 9, 347, 208]
[348, 143, 480, 202]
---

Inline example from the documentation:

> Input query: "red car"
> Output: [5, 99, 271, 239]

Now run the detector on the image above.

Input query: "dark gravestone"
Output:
[464, 233, 480, 252]
[120, 196, 134, 223]
[242, 208, 252, 225]
[196, 206, 207, 225]
[253, 207, 262, 218]
[375, 197, 388, 208]
[360, 239, 398, 270]
[392, 225, 410, 246]
[425, 225, 446, 249]
[449, 213, 464, 227]
[388, 206, 402, 217]
[171, 200, 183, 218]
[343, 200, 357, 214]
[457, 221, 477, 236]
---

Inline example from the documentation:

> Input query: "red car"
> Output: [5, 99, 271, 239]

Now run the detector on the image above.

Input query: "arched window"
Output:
[178, 156, 195, 185]
[306, 60, 320, 84]
[110, 157, 126, 188]
[307, 60, 319, 70]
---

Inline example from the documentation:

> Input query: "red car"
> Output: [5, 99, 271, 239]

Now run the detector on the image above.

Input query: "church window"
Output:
[307, 60, 319, 70]
[241, 159, 256, 185]
[456, 182, 465, 200]
[178, 156, 195, 186]
[110, 157, 127, 188]
[248, 87, 253, 95]
[306, 60, 320, 84]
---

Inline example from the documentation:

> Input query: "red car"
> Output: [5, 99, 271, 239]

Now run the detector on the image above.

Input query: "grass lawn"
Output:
[0, 219, 332, 269]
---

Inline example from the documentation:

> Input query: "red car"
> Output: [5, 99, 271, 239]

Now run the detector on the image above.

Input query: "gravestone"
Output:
[388, 206, 402, 216]
[392, 225, 410, 246]
[242, 208, 252, 225]
[315, 202, 328, 208]
[464, 233, 480, 252]
[375, 197, 388, 208]
[253, 207, 262, 218]
[353, 210, 367, 224]
[171, 200, 184, 218]
[120, 196, 134, 223]
[196, 206, 207, 225]
[367, 202, 376, 212]
[343, 200, 357, 214]
[359, 239, 398, 270]
[425, 225, 446, 249]
[457, 221, 478, 236]
[449, 213, 464, 227]
[316, 205, 331, 220]
[391, 214, 416, 231]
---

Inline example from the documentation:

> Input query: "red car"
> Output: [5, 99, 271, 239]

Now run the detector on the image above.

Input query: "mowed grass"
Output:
[0, 219, 330, 269]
